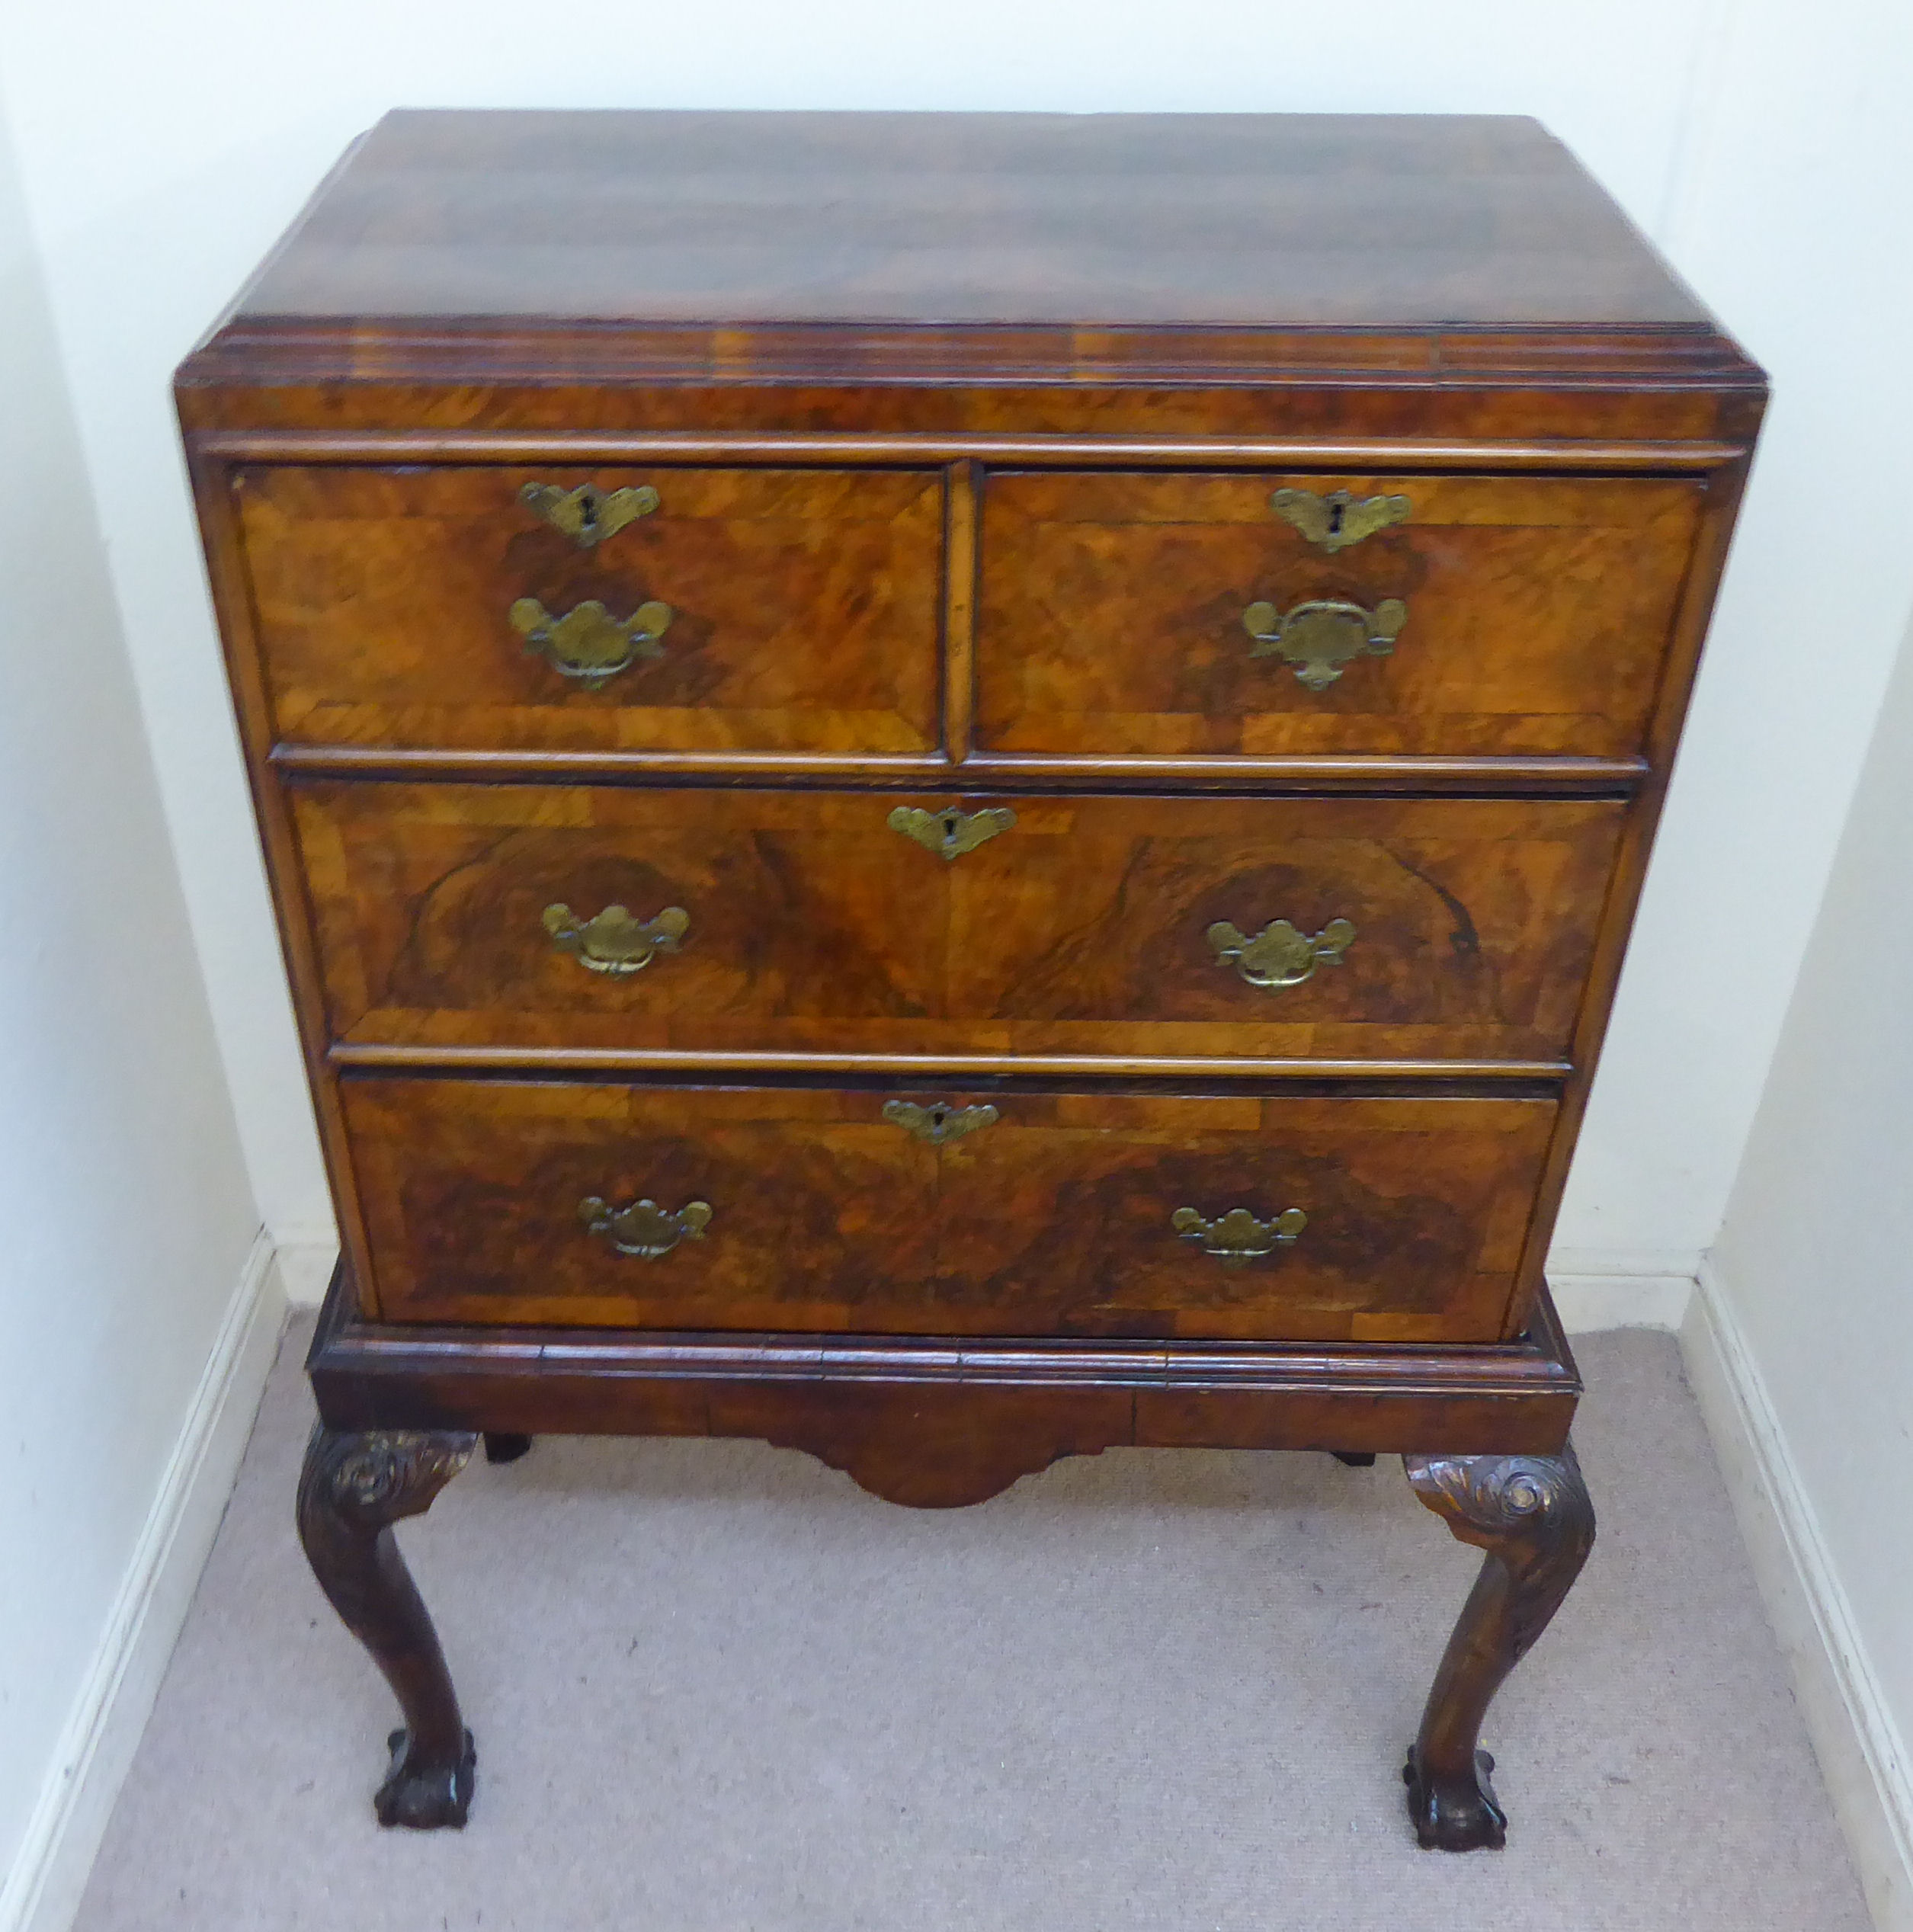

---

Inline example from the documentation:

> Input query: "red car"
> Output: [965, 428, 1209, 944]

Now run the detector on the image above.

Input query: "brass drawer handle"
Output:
[1271, 486, 1410, 553]
[1207, 917, 1355, 990]
[883, 1099, 999, 1145]
[543, 902, 688, 976]
[1172, 1205, 1308, 1266]
[886, 803, 1016, 861]
[1241, 596, 1407, 691]
[579, 1194, 710, 1258]
[520, 480, 659, 547]
[510, 597, 672, 688]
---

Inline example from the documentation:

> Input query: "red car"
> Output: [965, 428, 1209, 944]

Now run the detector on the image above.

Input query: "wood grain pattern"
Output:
[273, 741, 1646, 796]
[306, 1264, 1586, 1500]
[182, 379, 1762, 447]
[193, 429, 1751, 470]
[291, 783, 1623, 1065]
[229, 112, 1710, 332]
[1498, 449, 1758, 1337]
[237, 464, 943, 753]
[977, 472, 1703, 758]
[340, 1076, 1555, 1341]
[178, 111, 1766, 1847]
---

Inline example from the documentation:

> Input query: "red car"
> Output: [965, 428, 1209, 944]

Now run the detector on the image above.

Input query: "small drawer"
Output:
[976, 470, 1704, 758]
[236, 465, 944, 753]
[293, 782, 1623, 1065]
[341, 1076, 1557, 1341]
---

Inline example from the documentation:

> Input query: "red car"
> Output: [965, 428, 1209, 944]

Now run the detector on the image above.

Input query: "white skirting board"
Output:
[1547, 1248, 1699, 1332]
[0, 1232, 288, 1932]
[271, 1234, 338, 1310]
[1682, 1259, 1913, 1932]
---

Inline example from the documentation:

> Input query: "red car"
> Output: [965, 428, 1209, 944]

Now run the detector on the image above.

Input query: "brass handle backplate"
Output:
[1207, 917, 1355, 989]
[521, 480, 659, 547]
[543, 902, 688, 976]
[511, 597, 672, 688]
[1241, 597, 1407, 691]
[1172, 1205, 1308, 1265]
[1270, 486, 1410, 553]
[579, 1194, 710, 1258]
[886, 803, 1016, 861]
[883, 1099, 999, 1145]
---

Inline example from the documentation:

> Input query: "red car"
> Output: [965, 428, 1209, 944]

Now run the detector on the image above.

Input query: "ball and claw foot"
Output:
[377, 1725, 478, 1829]
[1403, 1744, 1506, 1850]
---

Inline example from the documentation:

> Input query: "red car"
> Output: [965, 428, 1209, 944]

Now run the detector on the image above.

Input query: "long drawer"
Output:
[236, 465, 944, 753]
[340, 1076, 1557, 1341]
[976, 470, 1703, 758]
[293, 783, 1624, 1064]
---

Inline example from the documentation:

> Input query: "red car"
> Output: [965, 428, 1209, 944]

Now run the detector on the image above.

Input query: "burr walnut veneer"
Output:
[179, 110, 1764, 1851]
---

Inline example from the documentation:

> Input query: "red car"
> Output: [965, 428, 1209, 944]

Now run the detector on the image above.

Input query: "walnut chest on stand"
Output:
[176, 109, 1764, 1850]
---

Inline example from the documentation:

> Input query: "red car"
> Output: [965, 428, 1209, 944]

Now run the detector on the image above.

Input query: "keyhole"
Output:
[578, 490, 600, 533]
[1326, 499, 1344, 537]
[926, 1105, 950, 1131]
[939, 811, 962, 841]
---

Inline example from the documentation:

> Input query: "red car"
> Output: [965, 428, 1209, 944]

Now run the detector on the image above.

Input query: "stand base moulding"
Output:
[176, 107, 1764, 1853]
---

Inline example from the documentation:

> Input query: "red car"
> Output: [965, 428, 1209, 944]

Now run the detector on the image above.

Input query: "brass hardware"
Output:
[578, 1194, 711, 1258]
[509, 597, 672, 689]
[886, 803, 1017, 861]
[520, 480, 659, 547]
[1171, 1205, 1308, 1265]
[1241, 596, 1407, 691]
[543, 902, 689, 976]
[882, 1099, 999, 1146]
[1206, 917, 1355, 990]
[1270, 485, 1411, 553]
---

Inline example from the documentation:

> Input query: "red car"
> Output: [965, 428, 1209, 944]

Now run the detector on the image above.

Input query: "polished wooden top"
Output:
[232, 110, 1710, 332]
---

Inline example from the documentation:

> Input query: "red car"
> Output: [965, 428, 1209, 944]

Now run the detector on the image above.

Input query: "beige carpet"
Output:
[73, 1318, 1870, 1931]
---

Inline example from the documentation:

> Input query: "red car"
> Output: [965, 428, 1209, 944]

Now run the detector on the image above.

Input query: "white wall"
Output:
[1701, 604, 1913, 1927]
[0, 98, 261, 1927]
[1556, 0, 1913, 1268]
[0, 0, 1889, 1278]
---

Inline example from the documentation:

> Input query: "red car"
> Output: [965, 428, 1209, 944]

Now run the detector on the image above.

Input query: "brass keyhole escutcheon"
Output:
[1270, 486, 1411, 553]
[1241, 596, 1407, 691]
[510, 597, 673, 688]
[543, 902, 688, 976]
[520, 480, 660, 547]
[1207, 917, 1355, 990]
[578, 1195, 711, 1258]
[1172, 1204, 1308, 1265]
[886, 803, 1017, 861]
[882, 1099, 999, 1145]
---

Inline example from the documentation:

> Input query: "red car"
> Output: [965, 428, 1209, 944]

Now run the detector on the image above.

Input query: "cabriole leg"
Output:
[296, 1424, 480, 1828]
[1401, 1444, 1595, 1850]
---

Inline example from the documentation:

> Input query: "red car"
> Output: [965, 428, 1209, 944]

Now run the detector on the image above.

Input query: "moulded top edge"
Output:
[176, 316, 1769, 395]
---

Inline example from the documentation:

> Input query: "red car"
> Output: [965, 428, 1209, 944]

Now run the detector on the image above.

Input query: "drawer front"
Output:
[342, 1078, 1556, 1340]
[237, 465, 944, 753]
[976, 471, 1703, 758]
[296, 783, 1623, 1064]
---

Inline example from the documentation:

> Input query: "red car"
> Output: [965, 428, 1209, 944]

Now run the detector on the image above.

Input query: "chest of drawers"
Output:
[178, 109, 1764, 1852]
